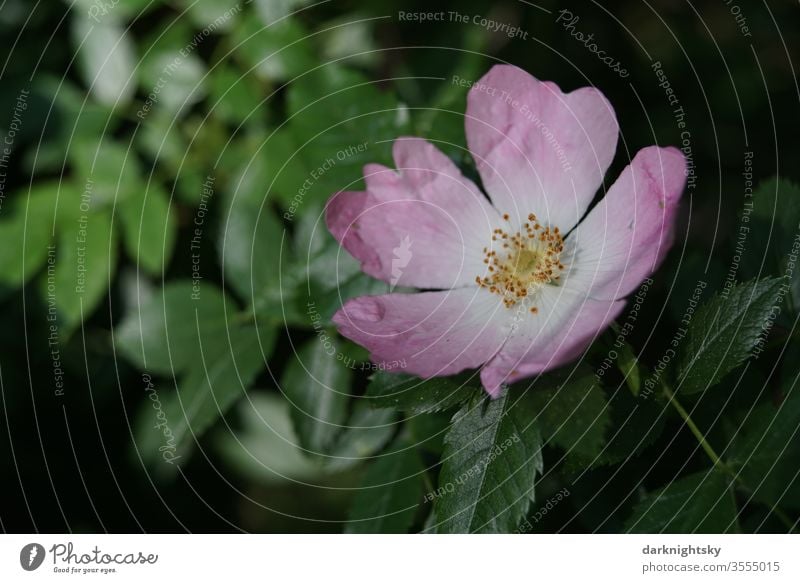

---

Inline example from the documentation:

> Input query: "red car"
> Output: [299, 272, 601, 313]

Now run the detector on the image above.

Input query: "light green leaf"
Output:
[134, 322, 274, 469]
[0, 182, 70, 286]
[115, 281, 234, 375]
[182, 0, 241, 32]
[285, 64, 408, 208]
[134, 111, 187, 167]
[140, 52, 206, 116]
[208, 65, 263, 126]
[217, 189, 286, 303]
[281, 337, 352, 455]
[69, 138, 143, 207]
[166, 323, 273, 459]
[345, 440, 424, 533]
[72, 14, 136, 107]
[325, 402, 396, 472]
[44, 209, 117, 331]
[118, 182, 176, 275]
[215, 392, 324, 484]
[625, 470, 738, 533]
[676, 278, 782, 394]
[435, 392, 544, 533]
[253, 0, 312, 25]
[365, 372, 480, 414]
[232, 17, 315, 82]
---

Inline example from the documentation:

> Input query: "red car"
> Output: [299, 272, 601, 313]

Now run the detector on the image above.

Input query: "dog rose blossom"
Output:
[326, 65, 686, 396]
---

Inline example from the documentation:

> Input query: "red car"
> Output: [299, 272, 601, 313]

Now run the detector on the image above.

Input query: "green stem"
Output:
[662, 381, 795, 532]
[662, 382, 727, 471]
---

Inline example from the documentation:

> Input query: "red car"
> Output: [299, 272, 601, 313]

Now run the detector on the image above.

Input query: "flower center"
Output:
[476, 213, 565, 312]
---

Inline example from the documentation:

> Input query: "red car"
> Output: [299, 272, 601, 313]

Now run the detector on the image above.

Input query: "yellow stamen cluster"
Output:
[475, 213, 565, 311]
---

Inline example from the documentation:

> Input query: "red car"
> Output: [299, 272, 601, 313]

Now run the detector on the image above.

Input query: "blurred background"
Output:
[0, 0, 798, 533]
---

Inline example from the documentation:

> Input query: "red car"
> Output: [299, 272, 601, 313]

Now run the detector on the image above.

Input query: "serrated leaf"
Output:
[345, 440, 424, 533]
[625, 470, 738, 533]
[435, 392, 544, 533]
[676, 278, 782, 394]
[365, 372, 480, 413]
[525, 367, 610, 458]
[281, 337, 352, 455]
[118, 183, 176, 275]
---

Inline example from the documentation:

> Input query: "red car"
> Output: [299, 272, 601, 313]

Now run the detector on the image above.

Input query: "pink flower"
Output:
[326, 65, 686, 397]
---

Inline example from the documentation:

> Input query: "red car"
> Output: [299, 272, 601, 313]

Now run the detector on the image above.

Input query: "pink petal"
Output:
[465, 64, 618, 232]
[564, 146, 687, 300]
[326, 138, 500, 289]
[332, 288, 507, 379]
[480, 286, 625, 396]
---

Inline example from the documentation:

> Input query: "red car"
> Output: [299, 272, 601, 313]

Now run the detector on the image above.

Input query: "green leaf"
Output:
[325, 402, 396, 472]
[676, 278, 782, 394]
[72, 0, 155, 21]
[524, 367, 610, 458]
[435, 392, 544, 533]
[727, 382, 800, 511]
[0, 182, 69, 286]
[217, 190, 286, 304]
[253, 0, 312, 24]
[587, 388, 667, 469]
[26, 78, 120, 173]
[215, 392, 324, 484]
[365, 372, 480, 414]
[741, 178, 800, 312]
[70, 138, 143, 207]
[118, 182, 176, 275]
[134, 111, 187, 167]
[208, 64, 263, 126]
[140, 52, 206, 117]
[182, 0, 241, 32]
[134, 322, 274, 469]
[281, 337, 352, 455]
[318, 15, 379, 69]
[345, 440, 424, 533]
[116, 281, 234, 375]
[72, 14, 137, 107]
[286, 64, 407, 206]
[232, 17, 315, 82]
[44, 210, 117, 331]
[166, 323, 273, 459]
[625, 470, 738, 533]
